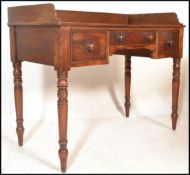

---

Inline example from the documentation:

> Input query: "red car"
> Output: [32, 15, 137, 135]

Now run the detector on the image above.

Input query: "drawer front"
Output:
[157, 31, 178, 58]
[110, 31, 156, 45]
[71, 29, 108, 66]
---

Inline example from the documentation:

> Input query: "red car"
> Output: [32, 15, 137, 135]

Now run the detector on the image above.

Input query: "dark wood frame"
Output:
[8, 4, 185, 172]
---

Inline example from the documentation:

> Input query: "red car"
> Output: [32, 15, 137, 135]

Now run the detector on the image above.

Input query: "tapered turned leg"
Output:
[171, 58, 181, 130]
[125, 55, 131, 117]
[57, 71, 69, 172]
[13, 61, 24, 146]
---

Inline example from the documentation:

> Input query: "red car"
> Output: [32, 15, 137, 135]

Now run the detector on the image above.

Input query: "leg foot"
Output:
[16, 120, 24, 146]
[171, 113, 177, 130]
[58, 141, 68, 172]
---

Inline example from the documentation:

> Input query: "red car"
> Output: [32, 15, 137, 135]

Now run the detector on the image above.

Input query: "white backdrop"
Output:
[2, 1, 189, 173]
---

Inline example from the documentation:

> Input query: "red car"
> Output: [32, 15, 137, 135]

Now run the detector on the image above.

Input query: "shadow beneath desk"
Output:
[132, 104, 171, 130]
[140, 115, 171, 130]
[2, 134, 60, 172]
[67, 120, 95, 169]
[24, 117, 44, 143]
[122, 57, 188, 130]
[25, 65, 56, 143]
[107, 83, 125, 116]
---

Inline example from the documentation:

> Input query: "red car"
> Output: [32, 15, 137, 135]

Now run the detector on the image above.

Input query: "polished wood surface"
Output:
[57, 71, 68, 172]
[7, 4, 185, 173]
[157, 31, 178, 58]
[13, 61, 24, 146]
[71, 29, 108, 66]
[125, 55, 131, 117]
[172, 58, 181, 130]
[110, 31, 156, 45]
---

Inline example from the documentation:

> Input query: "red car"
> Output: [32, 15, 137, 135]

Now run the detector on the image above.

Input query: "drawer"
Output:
[110, 31, 156, 45]
[157, 31, 178, 58]
[71, 29, 108, 66]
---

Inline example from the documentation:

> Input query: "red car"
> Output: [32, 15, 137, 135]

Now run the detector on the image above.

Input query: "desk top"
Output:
[8, 3, 184, 28]
[7, 3, 185, 71]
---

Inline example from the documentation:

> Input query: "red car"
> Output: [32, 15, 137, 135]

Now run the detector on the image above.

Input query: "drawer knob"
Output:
[116, 34, 125, 43]
[166, 39, 175, 47]
[86, 42, 95, 52]
[147, 33, 154, 41]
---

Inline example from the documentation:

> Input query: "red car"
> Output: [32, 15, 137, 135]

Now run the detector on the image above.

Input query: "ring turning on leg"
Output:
[171, 58, 181, 130]
[13, 61, 24, 146]
[57, 71, 69, 172]
[125, 55, 131, 117]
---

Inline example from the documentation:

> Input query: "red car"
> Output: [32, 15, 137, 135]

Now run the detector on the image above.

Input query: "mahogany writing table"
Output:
[8, 4, 185, 172]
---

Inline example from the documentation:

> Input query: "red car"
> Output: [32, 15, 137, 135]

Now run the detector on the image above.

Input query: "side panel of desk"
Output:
[14, 26, 59, 66]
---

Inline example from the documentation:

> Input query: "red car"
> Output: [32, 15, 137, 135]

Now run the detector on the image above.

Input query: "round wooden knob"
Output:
[147, 33, 154, 41]
[86, 42, 95, 52]
[116, 34, 125, 43]
[166, 40, 175, 47]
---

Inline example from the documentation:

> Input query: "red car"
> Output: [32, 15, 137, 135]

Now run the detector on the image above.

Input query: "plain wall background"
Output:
[1, 1, 189, 173]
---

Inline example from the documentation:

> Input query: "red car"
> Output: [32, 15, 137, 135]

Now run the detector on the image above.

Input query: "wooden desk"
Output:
[8, 4, 185, 172]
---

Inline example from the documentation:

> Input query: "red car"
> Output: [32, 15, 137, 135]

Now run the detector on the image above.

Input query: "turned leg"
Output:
[13, 61, 24, 146]
[171, 58, 181, 130]
[125, 55, 131, 117]
[57, 71, 69, 172]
